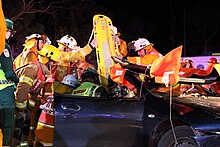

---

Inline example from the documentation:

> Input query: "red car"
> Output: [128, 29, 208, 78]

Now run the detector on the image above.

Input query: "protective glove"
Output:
[90, 38, 98, 48]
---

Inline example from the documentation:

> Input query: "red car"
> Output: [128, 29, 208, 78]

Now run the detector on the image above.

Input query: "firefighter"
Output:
[58, 34, 98, 63]
[56, 34, 80, 80]
[54, 35, 97, 94]
[72, 68, 109, 98]
[0, 17, 19, 146]
[127, 38, 163, 65]
[53, 35, 80, 94]
[113, 26, 128, 57]
[13, 33, 47, 69]
[111, 38, 163, 98]
[34, 74, 79, 147]
[13, 45, 60, 147]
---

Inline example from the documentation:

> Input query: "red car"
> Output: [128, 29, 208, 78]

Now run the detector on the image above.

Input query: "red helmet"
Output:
[208, 57, 218, 64]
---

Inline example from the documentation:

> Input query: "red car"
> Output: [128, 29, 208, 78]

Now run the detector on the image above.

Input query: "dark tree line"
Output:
[3, 0, 220, 56]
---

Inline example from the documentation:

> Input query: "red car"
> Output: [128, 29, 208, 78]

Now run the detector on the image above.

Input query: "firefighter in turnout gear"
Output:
[13, 45, 60, 147]
[58, 34, 98, 63]
[0, 17, 19, 146]
[34, 45, 62, 147]
[53, 35, 80, 94]
[56, 35, 80, 80]
[72, 68, 109, 98]
[54, 34, 97, 94]
[13, 33, 47, 69]
[127, 38, 163, 65]
[34, 74, 79, 147]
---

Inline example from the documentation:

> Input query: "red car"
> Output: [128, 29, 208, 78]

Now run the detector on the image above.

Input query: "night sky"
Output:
[3, 0, 220, 56]
[97, 0, 220, 56]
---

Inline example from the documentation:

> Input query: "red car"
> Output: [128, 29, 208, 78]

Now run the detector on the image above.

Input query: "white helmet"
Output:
[61, 74, 79, 88]
[57, 35, 77, 50]
[134, 38, 151, 51]
[25, 34, 43, 43]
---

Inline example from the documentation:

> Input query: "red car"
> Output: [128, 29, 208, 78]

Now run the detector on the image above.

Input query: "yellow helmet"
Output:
[38, 45, 60, 62]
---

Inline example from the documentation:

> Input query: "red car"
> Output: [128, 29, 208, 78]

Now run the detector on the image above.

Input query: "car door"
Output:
[54, 94, 145, 147]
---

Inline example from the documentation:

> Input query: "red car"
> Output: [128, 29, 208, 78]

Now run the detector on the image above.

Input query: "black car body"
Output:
[54, 62, 220, 147]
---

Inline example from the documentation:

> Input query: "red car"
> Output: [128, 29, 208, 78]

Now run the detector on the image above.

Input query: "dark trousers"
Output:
[0, 86, 15, 146]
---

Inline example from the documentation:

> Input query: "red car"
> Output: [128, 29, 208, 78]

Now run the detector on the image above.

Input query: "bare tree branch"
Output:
[11, 0, 71, 21]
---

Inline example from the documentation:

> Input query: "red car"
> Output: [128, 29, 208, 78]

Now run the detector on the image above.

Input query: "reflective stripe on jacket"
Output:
[0, 69, 13, 90]
[15, 61, 47, 110]
[13, 48, 38, 70]
[59, 45, 92, 63]
[35, 95, 54, 146]
[127, 48, 162, 65]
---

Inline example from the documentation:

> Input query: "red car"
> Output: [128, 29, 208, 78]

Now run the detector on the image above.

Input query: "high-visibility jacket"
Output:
[34, 62, 55, 147]
[127, 48, 162, 65]
[55, 61, 79, 82]
[35, 95, 54, 147]
[55, 45, 91, 94]
[13, 47, 38, 70]
[52, 60, 79, 94]
[72, 82, 108, 97]
[0, 43, 19, 146]
[15, 61, 49, 110]
[0, 44, 18, 90]
[0, 65, 13, 91]
[118, 39, 128, 57]
[59, 44, 92, 63]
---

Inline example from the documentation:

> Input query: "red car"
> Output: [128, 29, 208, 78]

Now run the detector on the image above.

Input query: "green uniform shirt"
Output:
[0, 43, 19, 82]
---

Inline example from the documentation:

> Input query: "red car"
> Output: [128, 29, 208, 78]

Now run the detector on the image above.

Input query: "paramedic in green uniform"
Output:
[0, 17, 19, 146]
